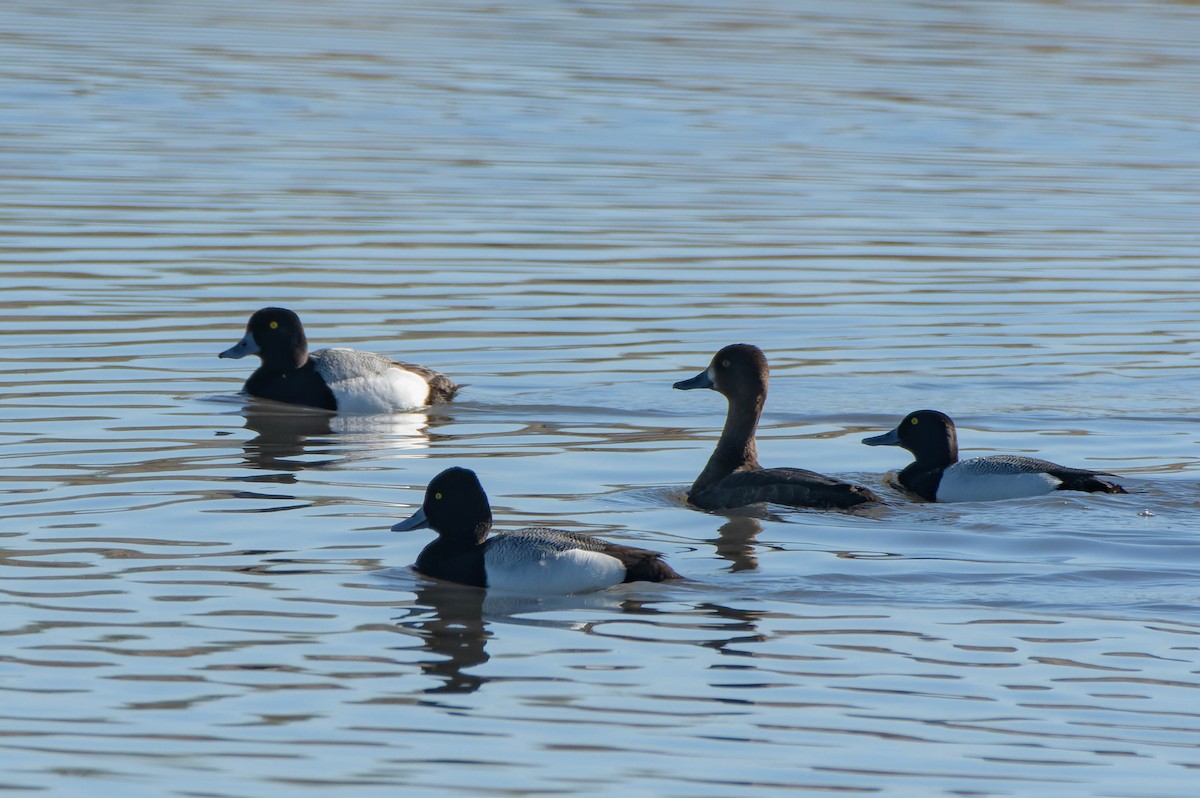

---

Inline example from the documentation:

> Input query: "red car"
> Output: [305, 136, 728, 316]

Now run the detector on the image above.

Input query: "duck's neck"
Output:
[446, 520, 491, 548]
[421, 520, 490, 565]
[697, 393, 763, 484]
[919, 429, 959, 469]
[260, 337, 309, 375]
[260, 354, 306, 376]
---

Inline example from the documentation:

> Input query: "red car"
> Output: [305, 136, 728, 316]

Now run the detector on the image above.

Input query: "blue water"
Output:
[2, 1, 1200, 795]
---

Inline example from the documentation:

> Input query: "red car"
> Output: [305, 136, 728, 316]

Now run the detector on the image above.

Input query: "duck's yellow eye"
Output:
[434, 492, 443, 500]
[269, 320, 279, 330]
[721, 359, 730, 368]
[910, 417, 919, 425]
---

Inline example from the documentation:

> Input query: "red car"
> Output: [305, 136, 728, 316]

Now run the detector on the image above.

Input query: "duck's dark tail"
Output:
[612, 548, 683, 583]
[428, 374, 461, 404]
[1053, 470, 1127, 494]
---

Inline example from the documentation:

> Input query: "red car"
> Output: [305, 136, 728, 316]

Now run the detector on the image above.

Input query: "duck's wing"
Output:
[983, 455, 1126, 494]
[938, 455, 1125, 502]
[589, 537, 681, 583]
[936, 457, 1061, 502]
[516, 528, 681, 582]
[310, 348, 456, 411]
[487, 528, 680, 586]
[310, 347, 397, 380]
[691, 467, 880, 511]
[313, 348, 454, 389]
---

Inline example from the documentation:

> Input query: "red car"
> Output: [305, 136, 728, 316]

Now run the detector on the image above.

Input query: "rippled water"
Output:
[2, 1, 1200, 795]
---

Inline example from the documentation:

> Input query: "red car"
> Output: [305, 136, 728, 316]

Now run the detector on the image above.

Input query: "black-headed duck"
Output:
[392, 467, 682, 592]
[219, 307, 458, 412]
[863, 409, 1126, 502]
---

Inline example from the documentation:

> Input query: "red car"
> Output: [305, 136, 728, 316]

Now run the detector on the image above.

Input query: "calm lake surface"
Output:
[2, 1, 1200, 795]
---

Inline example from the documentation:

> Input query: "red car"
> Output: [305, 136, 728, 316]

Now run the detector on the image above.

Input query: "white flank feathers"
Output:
[936, 457, 1062, 503]
[483, 532, 627, 594]
[311, 348, 430, 413]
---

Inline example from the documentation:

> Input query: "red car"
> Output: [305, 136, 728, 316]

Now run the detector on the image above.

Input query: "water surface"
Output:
[2, 1, 1200, 796]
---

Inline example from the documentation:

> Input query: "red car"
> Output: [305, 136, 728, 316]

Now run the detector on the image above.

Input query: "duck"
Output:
[862, 409, 1127, 502]
[218, 307, 458, 413]
[672, 343, 880, 510]
[392, 467, 682, 592]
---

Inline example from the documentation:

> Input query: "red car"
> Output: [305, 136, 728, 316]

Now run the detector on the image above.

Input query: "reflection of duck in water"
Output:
[219, 307, 459, 412]
[393, 467, 682, 593]
[237, 402, 437, 471]
[400, 583, 491, 694]
[237, 403, 336, 472]
[712, 515, 763, 572]
[396, 582, 670, 694]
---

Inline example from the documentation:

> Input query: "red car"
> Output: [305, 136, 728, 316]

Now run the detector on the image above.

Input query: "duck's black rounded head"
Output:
[674, 343, 768, 402]
[863, 409, 958, 465]
[220, 307, 309, 371]
[419, 466, 493, 540]
[247, 307, 308, 365]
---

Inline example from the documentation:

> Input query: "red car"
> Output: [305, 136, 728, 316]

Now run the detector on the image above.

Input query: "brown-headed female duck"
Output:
[673, 343, 880, 510]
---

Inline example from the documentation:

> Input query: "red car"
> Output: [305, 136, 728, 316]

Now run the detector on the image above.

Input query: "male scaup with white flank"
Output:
[673, 344, 880, 510]
[219, 307, 458, 413]
[862, 409, 1127, 502]
[392, 467, 682, 593]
